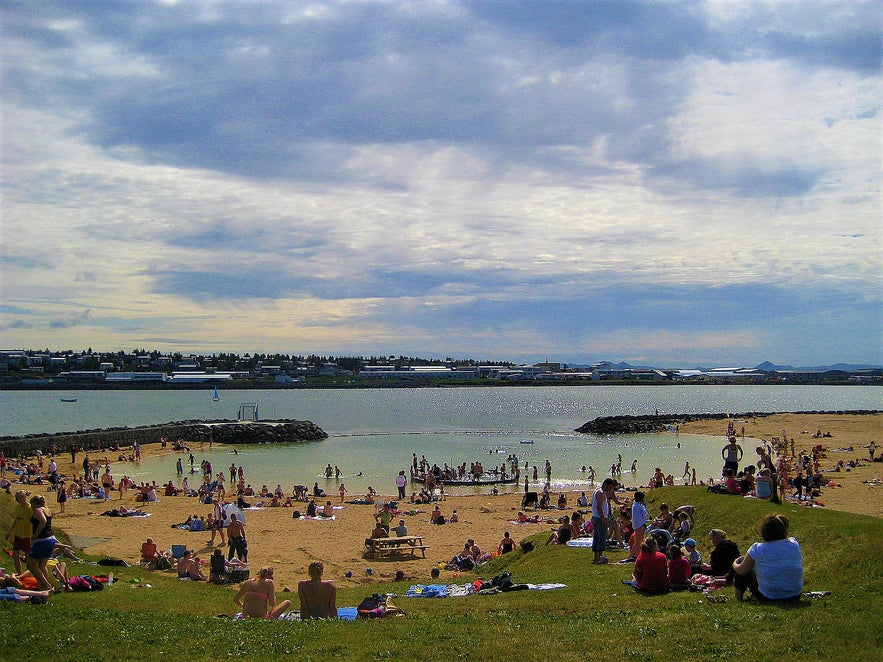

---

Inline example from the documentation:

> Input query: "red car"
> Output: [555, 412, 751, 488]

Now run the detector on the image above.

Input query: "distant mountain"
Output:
[755, 361, 882, 372]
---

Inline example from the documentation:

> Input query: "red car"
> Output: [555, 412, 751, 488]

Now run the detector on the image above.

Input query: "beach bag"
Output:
[152, 557, 173, 571]
[83, 576, 104, 591]
[357, 594, 385, 618]
[491, 572, 513, 590]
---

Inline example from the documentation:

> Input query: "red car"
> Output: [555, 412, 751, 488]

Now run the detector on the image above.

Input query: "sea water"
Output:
[1, 385, 879, 495]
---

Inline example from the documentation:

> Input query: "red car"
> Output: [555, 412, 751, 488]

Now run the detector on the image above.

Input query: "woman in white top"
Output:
[733, 513, 803, 602]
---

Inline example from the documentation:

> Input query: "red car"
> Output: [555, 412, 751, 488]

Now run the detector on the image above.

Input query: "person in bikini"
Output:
[298, 561, 337, 620]
[234, 567, 291, 619]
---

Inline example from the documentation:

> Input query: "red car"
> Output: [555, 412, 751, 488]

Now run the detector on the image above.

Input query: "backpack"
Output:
[356, 594, 385, 618]
[83, 575, 104, 591]
[152, 556, 173, 571]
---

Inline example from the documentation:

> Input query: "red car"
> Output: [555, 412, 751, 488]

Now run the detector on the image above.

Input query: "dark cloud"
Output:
[8, 0, 871, 194]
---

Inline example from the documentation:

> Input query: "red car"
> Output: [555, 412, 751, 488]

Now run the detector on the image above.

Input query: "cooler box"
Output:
[229, 567, 249, 583]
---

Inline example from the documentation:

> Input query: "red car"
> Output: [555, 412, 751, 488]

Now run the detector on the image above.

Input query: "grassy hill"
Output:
[2, 487, 881, 661]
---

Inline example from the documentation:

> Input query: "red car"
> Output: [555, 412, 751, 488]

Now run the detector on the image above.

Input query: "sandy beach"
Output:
[9, 412, 881, 591]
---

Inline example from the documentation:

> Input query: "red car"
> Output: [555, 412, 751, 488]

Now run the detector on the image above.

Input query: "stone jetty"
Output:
[575, 410, 880, 435]
[0, 419, 327, 457]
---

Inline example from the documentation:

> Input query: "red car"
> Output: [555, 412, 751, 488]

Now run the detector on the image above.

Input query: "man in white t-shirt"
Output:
[395, 471, 407, 500]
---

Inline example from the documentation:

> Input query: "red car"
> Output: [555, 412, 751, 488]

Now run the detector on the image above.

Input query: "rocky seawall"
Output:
[575, 410, 881, 434]
[0, 419, 327, 457]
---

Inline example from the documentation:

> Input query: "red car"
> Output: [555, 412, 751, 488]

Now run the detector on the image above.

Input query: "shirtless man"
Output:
[298, 561, 337, 620]
[226, 513, 246, 562]
[234, 567, 291, 619]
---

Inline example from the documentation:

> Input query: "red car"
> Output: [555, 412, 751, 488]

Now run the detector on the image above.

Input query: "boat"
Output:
[410, 473, 518, 486]
[520, 439, 535, 444]
[212, 386, 220, 402]
[60, 398, 78, 403]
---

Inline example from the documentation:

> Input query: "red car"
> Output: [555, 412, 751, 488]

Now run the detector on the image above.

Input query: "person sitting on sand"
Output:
[177, 550, 206, 581]
[557, 493, 567, 509]
[498, 531, 517, 554]
[430, 505, 445, 525]
[298, 561, 337, 620]
[235, 567, 292, 619]
[322, 501, 334, 517]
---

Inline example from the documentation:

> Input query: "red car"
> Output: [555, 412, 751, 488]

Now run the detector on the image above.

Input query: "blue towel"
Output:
[338, 607, 358, 620]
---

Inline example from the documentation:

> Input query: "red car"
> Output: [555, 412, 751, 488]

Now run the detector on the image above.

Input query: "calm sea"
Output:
[2, 385, 879, 496]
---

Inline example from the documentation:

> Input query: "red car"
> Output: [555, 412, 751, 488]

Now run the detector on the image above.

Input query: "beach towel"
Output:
[292, 515, 336, 521]
[406, 584, 449, 598]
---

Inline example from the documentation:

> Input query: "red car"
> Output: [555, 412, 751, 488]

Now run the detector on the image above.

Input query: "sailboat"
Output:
[212, 385, 220, 402]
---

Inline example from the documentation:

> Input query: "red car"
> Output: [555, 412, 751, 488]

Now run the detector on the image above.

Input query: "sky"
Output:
[1, 1, 880, 368]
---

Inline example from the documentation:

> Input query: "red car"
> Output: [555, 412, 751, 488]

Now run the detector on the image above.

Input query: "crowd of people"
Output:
[4, 413, 850, 614]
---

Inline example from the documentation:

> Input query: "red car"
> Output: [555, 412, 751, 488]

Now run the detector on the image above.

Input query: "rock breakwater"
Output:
[0, 419, 327, 457]
[575, 410, 881, 434]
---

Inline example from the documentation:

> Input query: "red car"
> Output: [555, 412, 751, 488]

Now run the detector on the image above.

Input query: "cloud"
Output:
[0, 1, 879, 366]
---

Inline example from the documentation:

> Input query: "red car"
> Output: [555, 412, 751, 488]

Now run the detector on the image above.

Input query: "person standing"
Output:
[6, 491, 32, 575]
[210, 498, 227, 547]
[629, 491, 649, 560]
[226, 513, 247, 562]
[27, 495, 56, 590]
[395, 470, 407, 500]
[591, 478, 615, 564]
[56, 481, 67, 513]
[722, 437, 743, 474]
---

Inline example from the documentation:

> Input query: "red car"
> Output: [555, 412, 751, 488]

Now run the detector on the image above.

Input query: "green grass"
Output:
[2, 488, 882, 662]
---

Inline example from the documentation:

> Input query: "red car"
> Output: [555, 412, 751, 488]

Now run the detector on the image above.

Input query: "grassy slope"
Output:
[2, 487, 881, 662]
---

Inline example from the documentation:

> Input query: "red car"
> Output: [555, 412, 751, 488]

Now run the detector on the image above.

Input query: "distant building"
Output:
[105, 372, 167, 382]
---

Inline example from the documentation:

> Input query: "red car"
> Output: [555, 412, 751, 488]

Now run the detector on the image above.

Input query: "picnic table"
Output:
[364, 535, 429, 559]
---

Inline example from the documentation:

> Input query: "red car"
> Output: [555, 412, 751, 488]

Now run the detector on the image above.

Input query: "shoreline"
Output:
[4, 412, 880, 591]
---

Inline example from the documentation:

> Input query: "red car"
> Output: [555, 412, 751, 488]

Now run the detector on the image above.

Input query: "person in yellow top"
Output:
[5, 491, 33, 575]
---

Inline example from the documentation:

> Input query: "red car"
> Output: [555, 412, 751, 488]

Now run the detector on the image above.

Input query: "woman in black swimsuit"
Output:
[27, 495, 56, 590]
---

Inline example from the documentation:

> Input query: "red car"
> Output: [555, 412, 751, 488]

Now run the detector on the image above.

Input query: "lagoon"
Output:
[2, 385, 879, 495]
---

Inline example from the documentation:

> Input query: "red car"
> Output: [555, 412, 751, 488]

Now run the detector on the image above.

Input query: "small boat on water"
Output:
[212, 386, 220, 402]
[60, 398, 78, 403]
[520, 439, 535, 444]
